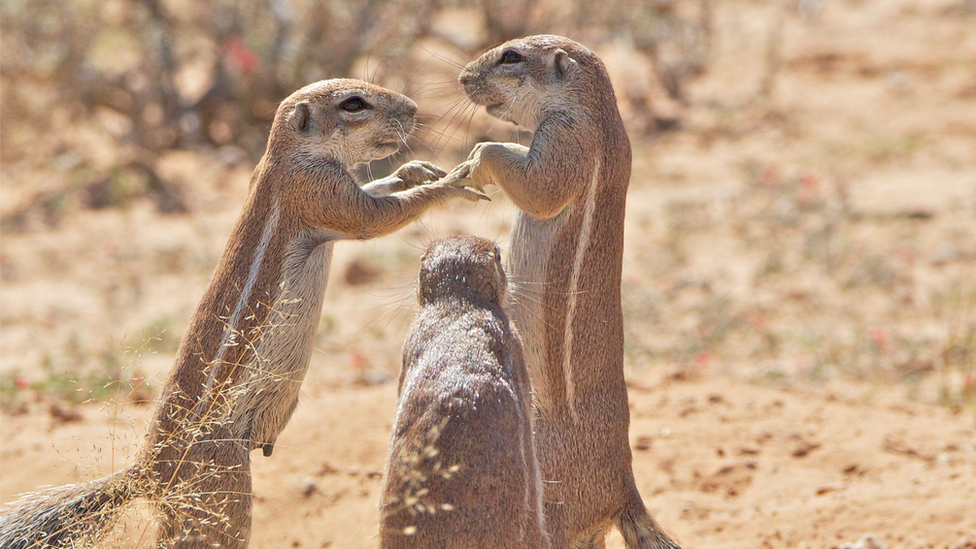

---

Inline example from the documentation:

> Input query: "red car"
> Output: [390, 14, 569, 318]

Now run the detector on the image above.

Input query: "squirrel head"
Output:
[269, 78, 418, 168]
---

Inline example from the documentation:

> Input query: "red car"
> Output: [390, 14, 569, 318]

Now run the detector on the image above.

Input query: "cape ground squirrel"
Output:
[0, 79, 484, 549]
[457, 35, 681, 549]
[380, 236, 549, 549]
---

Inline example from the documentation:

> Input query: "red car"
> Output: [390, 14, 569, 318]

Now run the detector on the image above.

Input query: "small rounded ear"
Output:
[554, 49, 576, 79]
[293, 101, 312, 133]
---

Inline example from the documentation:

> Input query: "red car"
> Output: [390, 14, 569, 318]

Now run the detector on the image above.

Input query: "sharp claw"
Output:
[262, 443, 274, 457]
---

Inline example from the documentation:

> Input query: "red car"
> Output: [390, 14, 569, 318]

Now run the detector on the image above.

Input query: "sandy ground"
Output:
[3, 369, 975, 548]
[2, 0, 976, 547]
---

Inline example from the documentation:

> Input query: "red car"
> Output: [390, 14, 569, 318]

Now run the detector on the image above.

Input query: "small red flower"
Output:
[695, 351, 712, 367]
[760, 167, 780, 188]
[868, 329, 886, 349]
[225, 37, 260, 74]
[799, 174, 819, 191]
[350, 353, 367, 369]
[797, 174, 820, 206]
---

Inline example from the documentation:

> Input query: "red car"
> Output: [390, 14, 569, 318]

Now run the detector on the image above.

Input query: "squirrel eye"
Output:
[500, 49, 523, 65]
[340, 97, 369, 112]
[494, 245, 502, 261]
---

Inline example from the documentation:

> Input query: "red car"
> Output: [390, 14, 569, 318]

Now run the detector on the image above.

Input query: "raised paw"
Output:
[428, 178, 490, 203]
[439, 161, 473, 187]
[451, 186, 492, 203]
[393, 160, 448, 189]
[466, 142, 491, 162]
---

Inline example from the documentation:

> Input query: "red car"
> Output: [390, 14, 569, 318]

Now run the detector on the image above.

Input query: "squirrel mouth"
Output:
[486, 103, 515, 122]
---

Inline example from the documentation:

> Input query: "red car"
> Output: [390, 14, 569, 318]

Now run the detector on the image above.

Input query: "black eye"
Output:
[340, 97, 368, 112]
[494, 246, 502, 261]
[500, 49, 522, 65]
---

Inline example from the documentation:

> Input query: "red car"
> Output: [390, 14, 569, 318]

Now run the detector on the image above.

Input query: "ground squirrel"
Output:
[457, 35, 681, 548]
[0, 79, 484, 549]
[380, 236, 550, 549]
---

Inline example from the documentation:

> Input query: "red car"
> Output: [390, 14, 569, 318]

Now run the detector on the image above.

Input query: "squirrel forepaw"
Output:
[394, 160, 448, 189]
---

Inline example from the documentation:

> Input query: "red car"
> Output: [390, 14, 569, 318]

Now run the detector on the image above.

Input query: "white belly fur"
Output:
[230, 240, 333, 447]
[508, 208, 568, 414]
[508, 163, 600, 417]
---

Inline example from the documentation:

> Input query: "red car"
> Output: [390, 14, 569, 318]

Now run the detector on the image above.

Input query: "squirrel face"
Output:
[458, 35, 587, 130]
[269, 78, 418, 167]
[418, 236, 508, 309]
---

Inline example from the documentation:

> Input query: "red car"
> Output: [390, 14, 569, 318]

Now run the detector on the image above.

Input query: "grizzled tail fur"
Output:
[0, 468, 137, 549]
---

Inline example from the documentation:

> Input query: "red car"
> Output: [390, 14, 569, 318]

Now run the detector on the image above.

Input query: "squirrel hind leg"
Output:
[616, 501, 681, 549]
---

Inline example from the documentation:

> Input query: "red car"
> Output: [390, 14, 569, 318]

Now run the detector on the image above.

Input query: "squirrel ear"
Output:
[293, 101, 312, 133]
[554, 49, 575, 79]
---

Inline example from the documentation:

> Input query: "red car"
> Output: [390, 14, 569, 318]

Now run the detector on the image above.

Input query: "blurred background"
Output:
[1, 0, 975, 547]
[0, 0, 740, 397]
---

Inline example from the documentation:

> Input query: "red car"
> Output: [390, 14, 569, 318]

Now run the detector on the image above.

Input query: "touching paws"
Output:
[362, 160, 449, 197]
[425, 162, 489, 203]
[463, 141, 530, 191]
[449, 185, 491, 203]
[391, 160, 448, 190]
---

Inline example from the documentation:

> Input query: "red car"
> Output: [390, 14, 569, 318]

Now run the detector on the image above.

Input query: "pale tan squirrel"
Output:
[0, 78, 484, 549]
[457, 35, 681, 549]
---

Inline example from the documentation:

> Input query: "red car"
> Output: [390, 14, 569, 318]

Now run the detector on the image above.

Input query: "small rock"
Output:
[857, 534, 886, 549]
[366, 468, 383, 479]
[318, 462, 339, 476]
[301, 477, 317, 498]
[792, 440, 821, 458]
[738, 445, 761, 455]
[842, 534, 887, 549]
[952, 537, 976, 549]
[634, 436, 653, 451]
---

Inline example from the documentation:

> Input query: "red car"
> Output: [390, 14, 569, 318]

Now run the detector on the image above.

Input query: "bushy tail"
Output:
[617, 500, 682, 549]
[0, 469, 137, 549]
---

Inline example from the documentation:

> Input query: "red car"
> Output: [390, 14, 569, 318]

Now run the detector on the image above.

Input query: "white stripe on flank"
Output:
[530, 424, 547, 540]
[196, 200, 280, 413]
[562, 161, 600, 420]
[512, 368, 530, 542]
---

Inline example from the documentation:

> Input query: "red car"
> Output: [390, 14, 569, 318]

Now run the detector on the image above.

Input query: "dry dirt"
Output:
[2, 1, 975, 548]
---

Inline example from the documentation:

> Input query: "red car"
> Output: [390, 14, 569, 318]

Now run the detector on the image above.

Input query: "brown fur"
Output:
[380, 237, 550, 549]
[0, 79, 484, 549]
[457, 36, 681, 549]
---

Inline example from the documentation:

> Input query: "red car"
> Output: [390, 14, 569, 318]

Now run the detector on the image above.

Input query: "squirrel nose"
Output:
[401, 98, 418, 117]
[458, 71, 474, 86]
